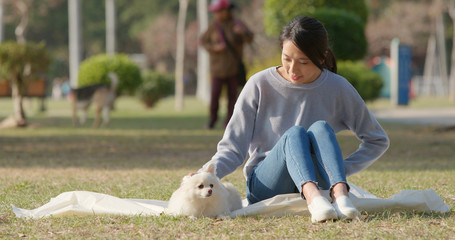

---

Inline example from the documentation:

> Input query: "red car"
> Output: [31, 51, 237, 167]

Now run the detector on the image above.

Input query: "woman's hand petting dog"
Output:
[166, 163, 243, 218]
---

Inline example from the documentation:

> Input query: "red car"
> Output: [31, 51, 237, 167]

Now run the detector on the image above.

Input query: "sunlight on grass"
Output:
[0, 96, 454, 239]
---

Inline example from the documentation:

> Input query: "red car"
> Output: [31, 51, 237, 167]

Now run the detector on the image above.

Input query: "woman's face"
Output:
[279, 40, 322, 85]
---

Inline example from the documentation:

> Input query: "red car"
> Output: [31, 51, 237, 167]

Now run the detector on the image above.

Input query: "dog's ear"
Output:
[182, 175, 192, 183]
[181, 172, 198, 183]
[203, 162, 216, 174]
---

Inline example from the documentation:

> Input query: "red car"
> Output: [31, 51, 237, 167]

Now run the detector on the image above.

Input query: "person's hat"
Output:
[208, 0, 232, 12]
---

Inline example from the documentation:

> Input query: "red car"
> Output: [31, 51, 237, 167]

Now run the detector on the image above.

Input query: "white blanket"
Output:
[12, 183, 449, 219]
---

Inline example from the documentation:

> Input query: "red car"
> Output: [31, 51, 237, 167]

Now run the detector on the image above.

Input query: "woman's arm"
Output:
[200, 79, 259, 179]
[339, 82, 390, 177]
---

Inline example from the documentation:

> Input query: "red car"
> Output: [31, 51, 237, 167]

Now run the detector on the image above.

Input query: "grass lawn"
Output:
[0, 96, 454, 239]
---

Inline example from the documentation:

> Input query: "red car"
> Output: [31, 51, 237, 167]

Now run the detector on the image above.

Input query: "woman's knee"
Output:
[308, 120, 334, 134]
[285, 125, 308, 138]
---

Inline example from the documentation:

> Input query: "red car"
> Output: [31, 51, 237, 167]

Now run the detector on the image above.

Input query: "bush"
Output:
[263, 0, 368, 36]
[78, 54, 142, 95]
[0, 41, 50, 85]
[312, 8, 367, 61]
[263, 0, 316, 36]
[318, 0, 368, 24]
[0, 41, 50, 126]
[337, 61, 383, 102]
[138, 71, 174, 108]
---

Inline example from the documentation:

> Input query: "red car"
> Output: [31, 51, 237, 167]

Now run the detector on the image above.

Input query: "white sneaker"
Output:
[332, 195, 361, 220]
[307, 196, 338, 223]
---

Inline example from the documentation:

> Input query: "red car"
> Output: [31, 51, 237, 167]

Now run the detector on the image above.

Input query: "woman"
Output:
[198, 16, 390, 222]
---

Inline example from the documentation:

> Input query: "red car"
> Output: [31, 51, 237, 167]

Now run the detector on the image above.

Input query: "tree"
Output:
[365, 1, 432, 62]
[0, 41, 50, 127]
[321, 0, 368, 23]
[78, 53, 142, 95]
[175, 0, 188, 111]
[448, 0, 455, 102]
[263, 0, 316, 36]
[263, 0, 368, 36]
[263, 0, 368, 60]
[313, 8, 367, 60]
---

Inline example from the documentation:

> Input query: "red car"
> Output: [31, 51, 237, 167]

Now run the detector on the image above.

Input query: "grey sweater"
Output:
[204, 67, 390, 180]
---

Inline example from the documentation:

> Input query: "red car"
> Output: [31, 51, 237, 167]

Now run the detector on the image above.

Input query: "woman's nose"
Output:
[289, 61, 297, 74]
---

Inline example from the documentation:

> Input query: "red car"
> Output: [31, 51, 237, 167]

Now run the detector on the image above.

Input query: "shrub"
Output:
[337, 61, 383, 102]
[263, 0, 368, 36]
[263, 0, 316, 36]
[318, 0, 368, 24]
[0, 41, 50, 86]
[312, 8, 367, 61]
[138, 71, 174, 108]
[0, 41, 50, 126]
[78, 54, 142, 95]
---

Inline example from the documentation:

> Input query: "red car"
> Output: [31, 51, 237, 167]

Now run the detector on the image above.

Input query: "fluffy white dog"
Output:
[166, 163, 243, 218]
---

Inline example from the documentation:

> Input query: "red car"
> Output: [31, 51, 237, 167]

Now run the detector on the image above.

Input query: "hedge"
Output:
[78, 54, 142, 95]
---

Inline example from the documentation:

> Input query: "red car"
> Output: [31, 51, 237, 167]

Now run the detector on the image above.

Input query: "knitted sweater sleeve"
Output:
[201, 78, 258, 179]
[338, 80, 390, 177]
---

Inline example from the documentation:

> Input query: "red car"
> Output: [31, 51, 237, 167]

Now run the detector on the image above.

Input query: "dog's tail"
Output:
[108, 72, 119, 91]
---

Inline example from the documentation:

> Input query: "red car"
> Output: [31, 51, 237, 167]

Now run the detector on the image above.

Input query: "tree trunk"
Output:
[449, 0, 455, 102]
[0, 0, 4, 43]
[196, 0, 210, 104]
[68, 0, 83, 88]
[423, 34, 437, 96]
[175, 0, 188, 111]
[436, 14, 448, 95]
[105, 0, 116, 55]
[14, 0, 28, 43]
[11, 80, 27, 127]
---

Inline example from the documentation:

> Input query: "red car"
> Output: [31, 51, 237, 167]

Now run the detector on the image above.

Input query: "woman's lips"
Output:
[291, 75, 301, 80]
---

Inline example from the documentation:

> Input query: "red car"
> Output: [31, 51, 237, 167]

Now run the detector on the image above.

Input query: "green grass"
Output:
[0, 96, 454, 239]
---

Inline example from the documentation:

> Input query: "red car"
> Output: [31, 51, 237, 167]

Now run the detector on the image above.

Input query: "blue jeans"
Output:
[246, 121, 348, 204]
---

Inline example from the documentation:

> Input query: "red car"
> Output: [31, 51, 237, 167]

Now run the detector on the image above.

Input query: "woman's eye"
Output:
[198, 184, 204, 189]
[210, 184, 214, 188]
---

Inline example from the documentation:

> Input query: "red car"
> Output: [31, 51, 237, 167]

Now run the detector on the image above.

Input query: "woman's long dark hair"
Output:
[279, 16, 337, 73]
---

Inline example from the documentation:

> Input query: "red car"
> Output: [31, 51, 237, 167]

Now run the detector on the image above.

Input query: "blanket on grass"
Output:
[12, 183, 449, 219]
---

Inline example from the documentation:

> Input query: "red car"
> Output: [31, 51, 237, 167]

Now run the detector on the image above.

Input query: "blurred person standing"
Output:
[200, 0, 253, 129]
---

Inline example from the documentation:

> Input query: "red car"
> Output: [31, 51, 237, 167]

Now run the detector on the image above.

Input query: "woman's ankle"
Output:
[302, 182, 322, 205]
[331, 182, 349, 202]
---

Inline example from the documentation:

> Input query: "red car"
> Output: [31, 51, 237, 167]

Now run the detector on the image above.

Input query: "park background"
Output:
[0, 0, 454, 239]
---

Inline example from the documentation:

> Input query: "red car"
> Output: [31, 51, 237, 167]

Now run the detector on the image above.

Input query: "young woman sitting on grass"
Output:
[197, 16, 390, 223]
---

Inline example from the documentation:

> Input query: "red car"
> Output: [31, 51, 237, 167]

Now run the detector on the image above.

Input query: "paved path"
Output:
[372, 107, 455, 126]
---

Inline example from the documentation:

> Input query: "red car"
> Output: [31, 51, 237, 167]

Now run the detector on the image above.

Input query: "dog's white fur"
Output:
[166, 163, 243, 218]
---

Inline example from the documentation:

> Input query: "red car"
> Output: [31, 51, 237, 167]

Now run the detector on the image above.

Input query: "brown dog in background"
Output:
[70, 72, 118, 127]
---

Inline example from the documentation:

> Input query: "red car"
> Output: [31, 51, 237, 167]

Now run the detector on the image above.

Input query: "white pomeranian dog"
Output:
[166, 163, 243, 218]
